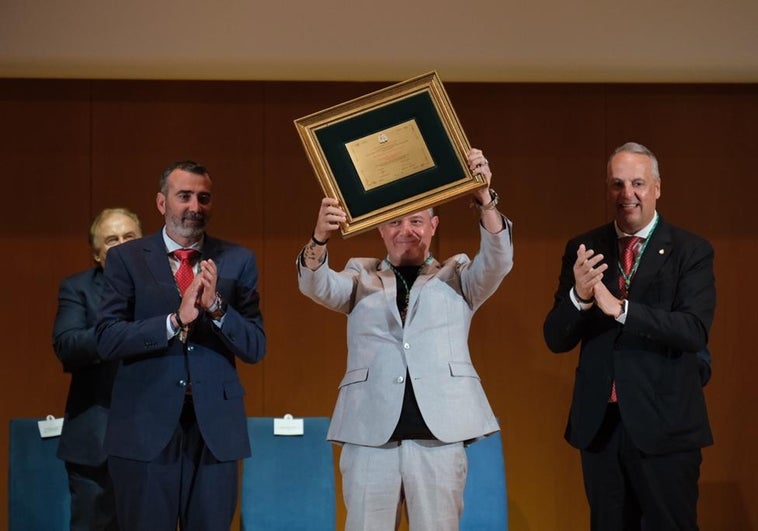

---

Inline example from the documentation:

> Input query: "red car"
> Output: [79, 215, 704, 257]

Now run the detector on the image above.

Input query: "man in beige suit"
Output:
[297, 148, 513, 531]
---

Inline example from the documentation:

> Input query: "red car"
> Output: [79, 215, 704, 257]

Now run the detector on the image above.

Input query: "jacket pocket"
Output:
[338, 367, 368, 388]
[448, 361, 480, 379]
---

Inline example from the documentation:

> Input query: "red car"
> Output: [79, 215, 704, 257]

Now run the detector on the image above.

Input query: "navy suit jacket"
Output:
[543, 218, 715, 455]
[96, 231, 266, 462]
[53, 267, 117, 466]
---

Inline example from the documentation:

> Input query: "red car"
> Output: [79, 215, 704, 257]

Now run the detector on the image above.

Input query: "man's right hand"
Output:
[177, 275, 203, 325]
[301, 198, 346, 271]
[573, 244, 607, 301]
[314, 197, 346, 242]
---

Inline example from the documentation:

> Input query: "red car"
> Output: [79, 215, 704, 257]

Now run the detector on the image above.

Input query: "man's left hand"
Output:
[198, 259, 219, 310]
[468, 148, 493, 204]
[594, 281, 624, 318]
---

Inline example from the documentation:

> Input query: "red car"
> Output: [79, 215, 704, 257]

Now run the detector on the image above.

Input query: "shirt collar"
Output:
[162, 226, 203, 254]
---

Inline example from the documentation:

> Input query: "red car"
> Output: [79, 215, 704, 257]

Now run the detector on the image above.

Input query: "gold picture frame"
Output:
[294, 71, 486, 237]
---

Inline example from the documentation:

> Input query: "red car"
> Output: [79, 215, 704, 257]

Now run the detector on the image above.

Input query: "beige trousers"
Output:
[340, 440, 467, 531]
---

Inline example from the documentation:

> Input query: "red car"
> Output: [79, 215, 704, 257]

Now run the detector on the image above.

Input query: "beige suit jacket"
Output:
[298, 220, 513, 446]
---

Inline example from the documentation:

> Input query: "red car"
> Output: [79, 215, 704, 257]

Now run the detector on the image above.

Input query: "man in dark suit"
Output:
[96, 161, 266, 531]
[53, 207, 142, 531]
[543, 142, 715, 530]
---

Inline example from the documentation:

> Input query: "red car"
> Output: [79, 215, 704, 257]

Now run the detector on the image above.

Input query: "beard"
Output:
[167, 211, 207, 241]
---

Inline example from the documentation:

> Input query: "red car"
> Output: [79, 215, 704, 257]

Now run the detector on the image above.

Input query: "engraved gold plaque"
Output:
[346, 119, 435, 191]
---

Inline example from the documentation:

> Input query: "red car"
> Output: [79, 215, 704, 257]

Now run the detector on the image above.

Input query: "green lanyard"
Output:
[617, 217, 658, 290]
[384, 255, 434, 320]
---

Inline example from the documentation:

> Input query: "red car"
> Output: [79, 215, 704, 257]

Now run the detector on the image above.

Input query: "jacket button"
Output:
[403, 343, 410, 349]
[395, 376, 405, 384]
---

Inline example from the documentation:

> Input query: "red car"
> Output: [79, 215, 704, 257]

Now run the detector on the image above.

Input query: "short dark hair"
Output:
[160, 160, 210, 194]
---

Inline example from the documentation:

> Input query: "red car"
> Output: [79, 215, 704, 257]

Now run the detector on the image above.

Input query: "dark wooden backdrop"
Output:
[1, 79, 755, 530]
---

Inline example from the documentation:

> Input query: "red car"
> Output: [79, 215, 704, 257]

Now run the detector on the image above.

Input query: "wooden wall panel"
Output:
[0, 79, 755, 530]
[0, 80, 92, 525]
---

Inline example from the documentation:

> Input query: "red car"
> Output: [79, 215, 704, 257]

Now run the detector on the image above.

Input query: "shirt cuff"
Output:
[569, 287, 595, 311]
[615, 299, 629, 324]
[166, 314, 179, 340]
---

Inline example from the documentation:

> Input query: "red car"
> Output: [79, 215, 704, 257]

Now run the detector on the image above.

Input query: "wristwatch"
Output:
[207, 294, 227, 320]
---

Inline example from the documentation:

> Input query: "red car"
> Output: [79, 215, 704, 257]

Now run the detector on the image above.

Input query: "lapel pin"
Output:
[658, 248, 665, 255]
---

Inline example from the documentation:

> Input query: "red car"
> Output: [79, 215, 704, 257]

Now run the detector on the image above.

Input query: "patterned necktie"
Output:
[173, 249, 198, 296]
[618, 236, 643, 297]
[610, 236, 643, 403]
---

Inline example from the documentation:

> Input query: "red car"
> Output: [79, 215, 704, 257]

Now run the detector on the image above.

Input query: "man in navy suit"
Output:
[544, 142, 715, 530]
[96, 161, 266, 531]
[53, 207, 142, 531]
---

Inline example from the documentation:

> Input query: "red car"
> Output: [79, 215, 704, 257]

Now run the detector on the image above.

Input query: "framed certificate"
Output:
[294, 71, 486, 237]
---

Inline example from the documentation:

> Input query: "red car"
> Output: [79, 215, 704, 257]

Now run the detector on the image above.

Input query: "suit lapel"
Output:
[92, 267, 104, 289]
[143, 232, 181, 304]
[408, 259, 440, 311]
[627, 219, 673, 301]
[90, 267, 105, 310]
[377, 262, 403, 327]
[201, 236, 224, 268]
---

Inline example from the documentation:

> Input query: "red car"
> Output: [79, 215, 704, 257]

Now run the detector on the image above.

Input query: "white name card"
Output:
[273, 413, 304, 436]
[37, 415, 64, 438]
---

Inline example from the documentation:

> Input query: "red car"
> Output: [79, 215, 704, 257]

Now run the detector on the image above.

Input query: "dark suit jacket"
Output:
[543, 217, 715, 455]
[53, 267, 117, 466]
[96, 231, 266, 462]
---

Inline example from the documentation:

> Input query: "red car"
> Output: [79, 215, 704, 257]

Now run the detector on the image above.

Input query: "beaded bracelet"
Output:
[311, 232, 329, 246]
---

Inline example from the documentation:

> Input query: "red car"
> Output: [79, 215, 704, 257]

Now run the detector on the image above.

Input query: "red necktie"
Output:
[173, 249, 198, 296]
[618, 236, 642, 297]
[610, 236, 643, 403]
